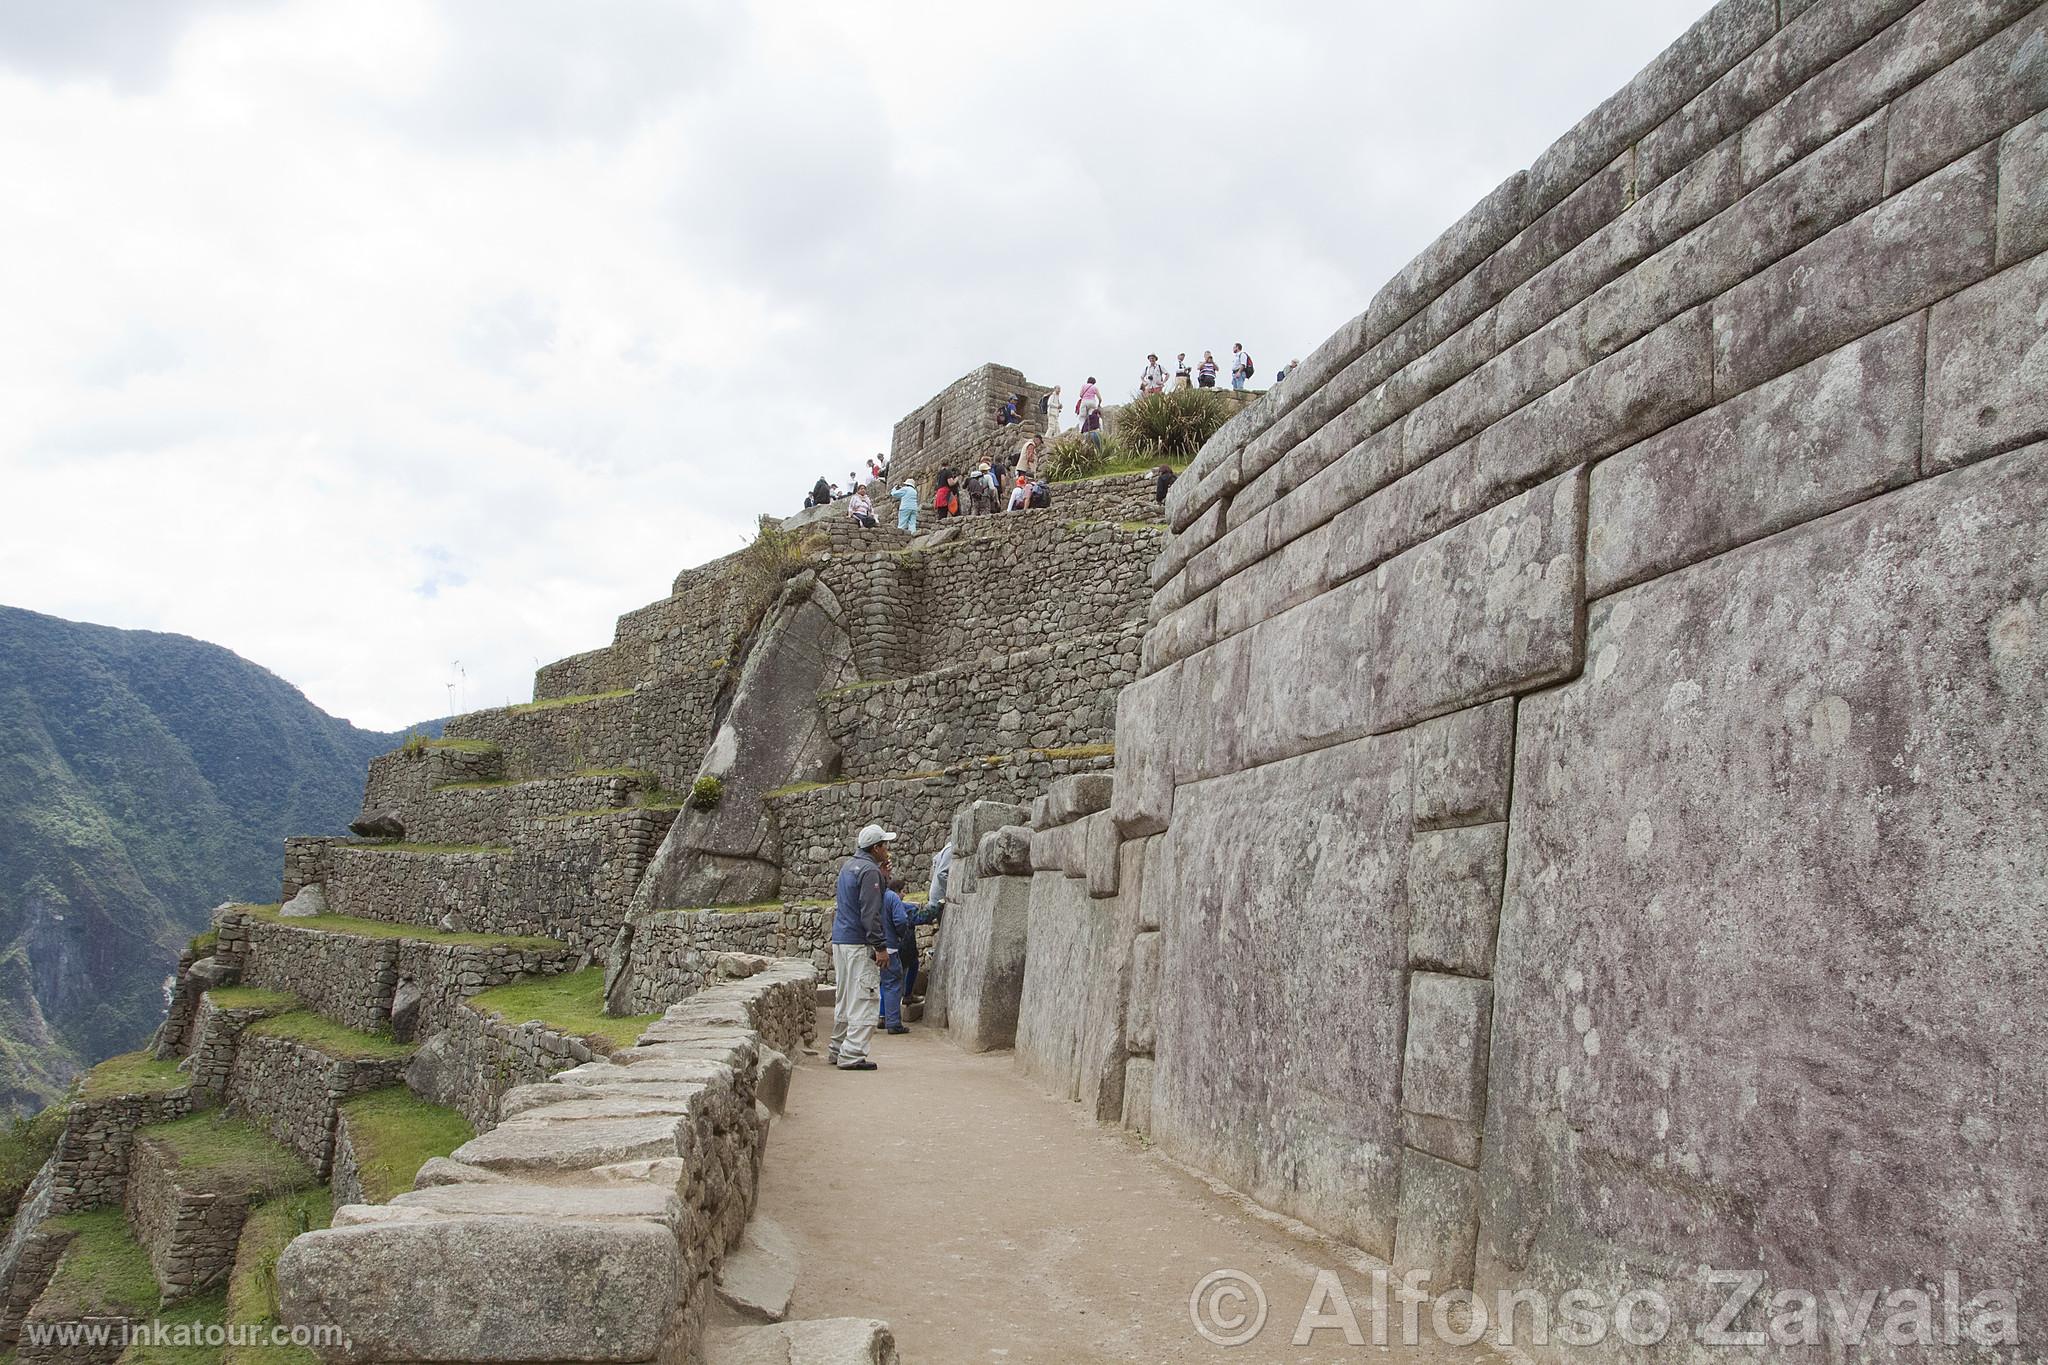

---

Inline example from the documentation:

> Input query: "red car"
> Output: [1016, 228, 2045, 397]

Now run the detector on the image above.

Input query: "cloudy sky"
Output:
[0, 0, 1708, 731]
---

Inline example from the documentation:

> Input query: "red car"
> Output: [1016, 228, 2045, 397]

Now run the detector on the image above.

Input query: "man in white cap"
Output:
[828, 823, 896, 1070]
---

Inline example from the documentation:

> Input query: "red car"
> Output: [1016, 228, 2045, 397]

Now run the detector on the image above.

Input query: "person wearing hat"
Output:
[1140, 354, 1166, 394]
[890, 478, 920, 533]
[829, 822, 896, 1070]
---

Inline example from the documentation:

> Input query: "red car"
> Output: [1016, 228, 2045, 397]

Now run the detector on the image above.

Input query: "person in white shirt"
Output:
[1008, 477, 1032, 511]
[849, 489, 877, 528]
[1042, 385, 1063, 436]
[1140, 355, 1167, 394]
[1231, 343, 1251, 390]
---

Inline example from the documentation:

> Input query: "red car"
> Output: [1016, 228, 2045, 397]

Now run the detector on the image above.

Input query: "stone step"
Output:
[375, 770, 661, 847]
[124, 1113, 318, 1304]
[215, 904, 581, 1043]
[823, 627, 1137, 782]
[308, 808, 675, 949]
[704, 1318, 900, 1365]
[714, 1215, 797, 1323]
[441, 689, 643, 781]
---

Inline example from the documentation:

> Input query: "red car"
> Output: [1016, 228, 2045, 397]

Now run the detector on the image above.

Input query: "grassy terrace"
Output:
[338, 841, 513, 856]
[236, 903, 562, 952]
[202, 986, 298, 1014]
[242, 1012, 414, 1063]
[78, 1051, 187, 1102]
[0, 1105, 67, 1220]
[226, 1188, 332, 1364]
[468, 968, 658, 1050]
[506, 688, 633, 714]
[404, 736, 497, 754]
[42, 1209, 159, 1321]
[138, 1113, 315, 1198]
[337, 1087, 473, 1203]
[188, 930, 219, 957]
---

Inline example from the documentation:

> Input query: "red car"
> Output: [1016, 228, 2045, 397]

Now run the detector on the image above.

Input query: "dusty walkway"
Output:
[758, 1008, 1506, 1364]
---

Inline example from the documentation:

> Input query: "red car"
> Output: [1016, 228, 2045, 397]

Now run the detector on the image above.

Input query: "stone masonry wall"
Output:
[228, 1034, 409, 1178]
[888, 363, 1052, 484]
[1112, 1, 2048, 1356]
[827, 627, 1136, 780]
[611, 910, 784, 1015]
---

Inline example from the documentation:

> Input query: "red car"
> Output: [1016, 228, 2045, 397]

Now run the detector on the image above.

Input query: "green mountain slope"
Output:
[0, 605, 417, 1113]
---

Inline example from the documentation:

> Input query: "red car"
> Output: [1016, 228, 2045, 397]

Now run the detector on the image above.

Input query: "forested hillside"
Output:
[0, 606, 423, 1112]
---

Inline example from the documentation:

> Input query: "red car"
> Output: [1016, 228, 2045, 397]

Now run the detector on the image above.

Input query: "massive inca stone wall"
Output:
[1106, 0, 2048, 1355]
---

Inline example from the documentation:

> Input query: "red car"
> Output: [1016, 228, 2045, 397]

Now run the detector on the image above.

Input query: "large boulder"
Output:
[279, 883, 328, 918]
[348, 811, 405, 839]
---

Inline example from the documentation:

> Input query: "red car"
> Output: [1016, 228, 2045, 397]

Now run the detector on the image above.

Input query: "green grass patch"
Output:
[241, 1012, 413, 1063]
[202, 987, 297, 1014]
[411, 737, 498, 754]
[0, 1104, 67, 1221]
[238, 903, 561, 952]
[78, 1052, 187, 1103]
[507, 688, 633, 714]
[1117, 520, 1168, 533]
[574, 767, 656, 781]
[430, 778, 519, 791]
[119, 1290, 227, 1364]
[762, 779, 840, 799]
[342, 841, 511, 856]
[42, 1209, 160, 1319]
[467, 969, 658, 1049]
[188, 931, 219, 957]
[225, 1189, 331, 1365]
[336, 1088, 473, 1203]
[1036, 744, 1116, 760]
[137, 1113, 315, 1198]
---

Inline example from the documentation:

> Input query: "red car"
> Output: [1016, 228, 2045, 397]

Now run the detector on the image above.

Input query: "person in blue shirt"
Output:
[829, 823, 895, 1070]
[890, 479, 920, 532]
[878, 877, 941, 1034]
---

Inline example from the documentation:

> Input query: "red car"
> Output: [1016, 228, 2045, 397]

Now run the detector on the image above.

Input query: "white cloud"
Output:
[0, 0, 1712, 730]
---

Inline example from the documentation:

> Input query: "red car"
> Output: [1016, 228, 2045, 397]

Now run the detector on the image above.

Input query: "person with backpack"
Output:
[1075, 377, 1102, 421]
[811, 476, 832, 506]
[1153, 464, 1177, 503]
[1231, 343, 1253, 390]
[1198, 352, 1219, 387]
[1173, 353, 1192, 391]
[1008, 476, 1032, 512]
[1140, 355, 1167, 394]
[848, 488, 878, 529]
[1028, 477, 1051, 509]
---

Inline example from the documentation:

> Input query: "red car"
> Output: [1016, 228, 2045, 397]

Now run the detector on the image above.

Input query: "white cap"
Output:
[856, 823, 897, 850]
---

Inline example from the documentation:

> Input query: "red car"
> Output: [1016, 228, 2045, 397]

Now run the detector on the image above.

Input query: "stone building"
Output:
[886, 362, 1055, 484]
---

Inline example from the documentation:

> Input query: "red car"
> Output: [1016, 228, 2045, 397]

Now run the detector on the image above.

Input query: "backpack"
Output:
[1029, 483, 1050, 509]
[1243, 355, 1255, 379]
[1039, 393, 1050, 414]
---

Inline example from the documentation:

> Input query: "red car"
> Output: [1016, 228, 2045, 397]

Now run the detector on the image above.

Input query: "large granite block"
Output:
[1213, 510, 1340, 639]
[1170, 633, 1253, 783]
[1924, 249, 2048, 473]
[1148, 735, 1411, 1255]
[1369, 173, 1526, 342]
[1084, 811, 1120, 898]
[934, 875, 1031, 1053]
[1400, 973, 1494, 1124]
[1998, 108, 2048, 263]
[1740, 0, 2038, 189]
[1392, 1148, 1483, 1292]
[1410, 699, 1517, 829]
[1525, 0, 1774, 214]
[1369, 467, 1587, 735]
[1406, 824, 1508, 978]
[1479, 445, 2048, 1337]
[1242, 576, 1375, 768]
[1711, 147, 1996, 396]
[1588, 312, 1925, 594]
[1121, 1056, 1156, 1137]
[278, 1217, 680, 1363]
[1885, 4, 2048, 191]
[1110, 665, 1178, 838]
[1125, 931, 1162, 1055]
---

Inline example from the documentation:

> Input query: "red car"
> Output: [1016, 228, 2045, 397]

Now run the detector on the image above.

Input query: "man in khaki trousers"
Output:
[828, 823, 895, 1071]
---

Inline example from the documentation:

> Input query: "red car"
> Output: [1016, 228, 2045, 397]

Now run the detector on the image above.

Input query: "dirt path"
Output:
[756, 1008, 1507, 1364]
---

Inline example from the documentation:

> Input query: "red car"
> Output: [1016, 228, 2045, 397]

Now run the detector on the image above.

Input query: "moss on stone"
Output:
[188, 931, 219, 957]
[238, 904, 562, 952]
[467, 969, 658, 1049]
[0, 1104, 67, 1221]
[137, 1113, 315, 1199]
[78, 1051, 188, 1102]
[1035, 744, 1116, 760]
[429, 779, 520, 791]
[417, 738, 497, 754]
[118, 1289, 227, 1363]
[336, 1088, 473, 1204]
[224, 1188, 331, 1365]
[41, 1208, 159, 1319]
[241, 1012, 413, 1063]
[762, 779, 837, 799]
[574, 767, 657, 781]
[506, 689, 633, 714]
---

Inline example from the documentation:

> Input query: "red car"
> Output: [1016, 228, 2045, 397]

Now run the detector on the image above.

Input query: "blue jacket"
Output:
[831, 850, 886, 948]
[882, 890, 940, 955]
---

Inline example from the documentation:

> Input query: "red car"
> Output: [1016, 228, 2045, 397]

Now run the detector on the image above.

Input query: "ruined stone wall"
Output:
[888, 363, 1052, 483]
[228, 1034, 408, 1178]
[1036, 473, 1166, 525]
[423, 1000, 607, 1132]
[611, 910, 785, 1014]
[1109, 0, 2048, 1353]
